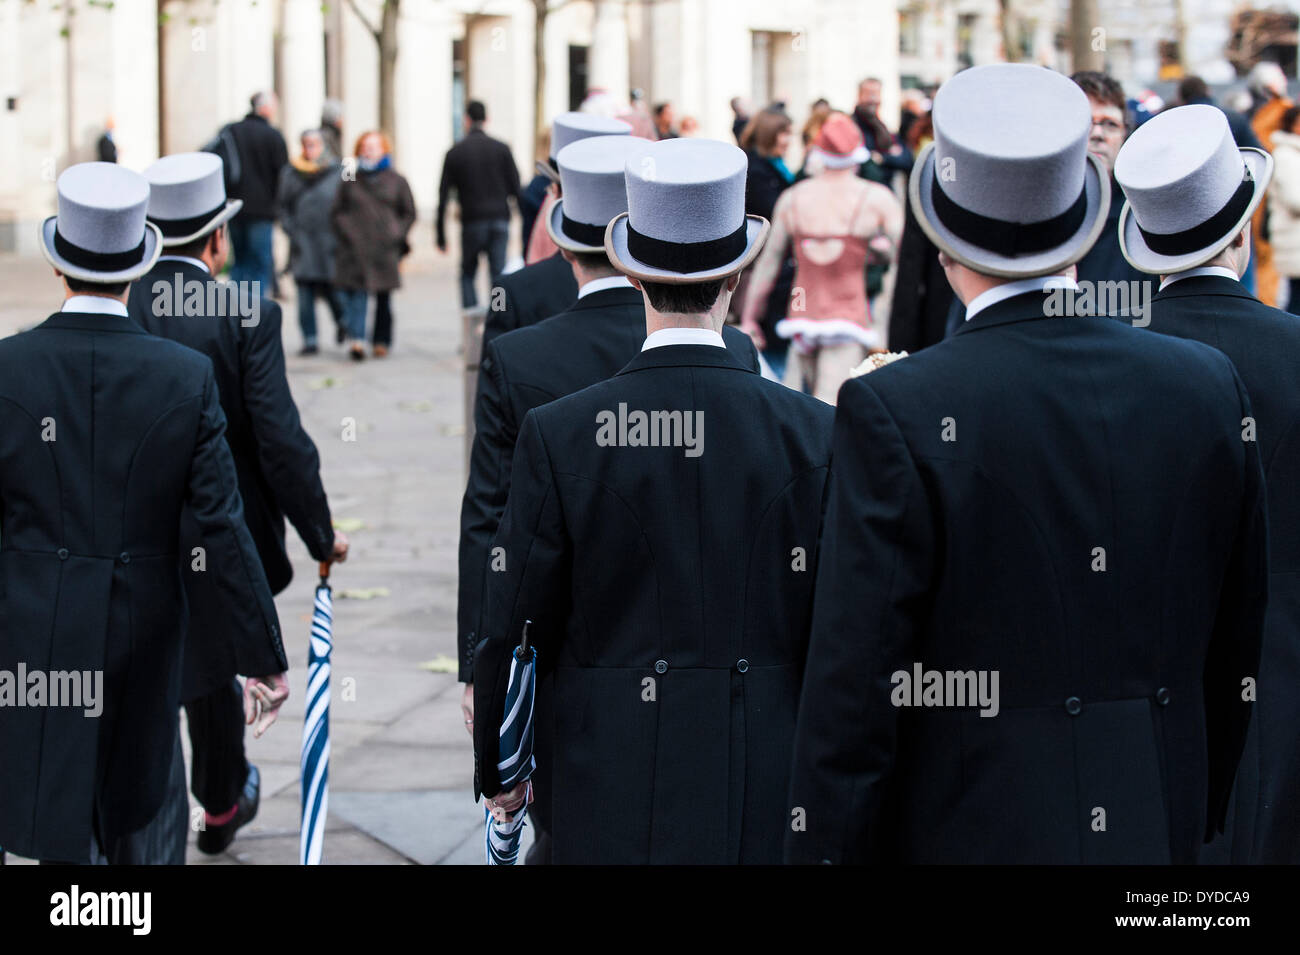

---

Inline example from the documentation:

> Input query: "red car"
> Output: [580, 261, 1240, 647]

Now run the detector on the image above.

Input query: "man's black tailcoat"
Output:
[1147, 274, 1300, 863]
[128, 261, 333, 700]
[786, 291, 1266, 865]
[0, 310, 285, 861]
[473, 343, 832, 864]
[480, 252, 577, 351]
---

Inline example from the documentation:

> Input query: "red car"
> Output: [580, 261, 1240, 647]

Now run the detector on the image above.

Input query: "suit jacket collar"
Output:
[1153, 274, 1254, 304]
[565, 285, 643, 313]
[950, 290, 1057, 337]
[37, 311, 149, 334]
[617, 342, 752, 376]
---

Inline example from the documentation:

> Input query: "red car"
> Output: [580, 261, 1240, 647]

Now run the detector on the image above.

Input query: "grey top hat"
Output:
[537, 112, 632, 182]
[908, 63, 1111, 278]
[604, 138, 770, 284]
[1115, 104, 1272, 275]
[40, 162, 163, 283]
[143, 152, 243, 247]
[546, 135, 652, 254]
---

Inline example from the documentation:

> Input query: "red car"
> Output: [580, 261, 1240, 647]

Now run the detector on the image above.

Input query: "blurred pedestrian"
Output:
[1071, 71, 1145, 299]
[96, 116, 117, 163]
[653, 102, 678, 139]
[1247, 62, 1293, 307]
[320, 98, 345, 160]
[1268, 105, 1300, 314]
[220, 92, 289, 292]
[277, 129, 345, 354]
[742, 112, 903, 403]
[730, 96, 751, 143]
[333, 131, 416, 360]
[436, 101, 520, 309]
[736, 106, 797, 378]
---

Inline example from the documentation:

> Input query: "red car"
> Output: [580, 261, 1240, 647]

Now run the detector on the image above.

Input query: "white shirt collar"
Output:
[1159, 265, 1240, 291]
[62, 296, 129, 318]
[965, 275, 1078, 321]
[577, 275, 633, 299]
[641, 327, 727, 351]
[157, 255, 211, 274]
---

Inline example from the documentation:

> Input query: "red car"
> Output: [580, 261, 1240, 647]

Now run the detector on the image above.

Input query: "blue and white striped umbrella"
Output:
[485, 620, 537, 865]
[300, 562, 333, 866]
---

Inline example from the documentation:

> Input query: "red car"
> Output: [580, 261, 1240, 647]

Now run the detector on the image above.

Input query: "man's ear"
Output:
[627, 276, 644, 292]
[559, 247, 576, 266]
[1232, 226, 1248, 248]
[725, 272, 742, 292]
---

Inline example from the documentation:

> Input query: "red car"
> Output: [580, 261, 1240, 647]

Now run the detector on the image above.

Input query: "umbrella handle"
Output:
[319, 561, 332, 582]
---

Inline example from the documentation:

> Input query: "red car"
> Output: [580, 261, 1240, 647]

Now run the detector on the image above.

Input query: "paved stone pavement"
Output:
[0, 245, 526, 864]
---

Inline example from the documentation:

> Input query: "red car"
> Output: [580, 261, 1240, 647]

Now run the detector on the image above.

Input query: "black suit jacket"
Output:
[458, 286, 760, 682]
[787, 291, 1267, 865]
[128, 261, 333, 699]
[480, 253, 577, 352]
[0, 309, 285, 861]
[1148, 274, 1300, 863]
[473, 344, 833, 864]
[227, 112, 289, 220]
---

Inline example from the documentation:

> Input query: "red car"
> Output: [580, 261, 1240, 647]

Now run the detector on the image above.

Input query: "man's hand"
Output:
[244, 672, 289, 738]
[485, 779, 532, 823]
[461, 682, 474, 737]
[330, 530, 350, 563]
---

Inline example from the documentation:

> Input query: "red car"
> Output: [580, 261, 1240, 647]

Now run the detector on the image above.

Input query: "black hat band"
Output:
[53, 228, 147, 272]
[626, 220, 747, 272]
[149, 201, 228, 239]
[931, 174, 1088, 256]
[1136, 167, 1254, 256]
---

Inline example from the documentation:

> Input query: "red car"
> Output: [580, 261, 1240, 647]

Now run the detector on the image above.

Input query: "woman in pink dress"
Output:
[740, 112, 904, 403]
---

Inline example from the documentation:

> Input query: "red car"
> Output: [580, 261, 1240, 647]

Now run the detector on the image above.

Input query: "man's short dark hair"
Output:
[1283, 104, 1300, 135]
[639, 278, 726, 314]
[168, 232, 214, 261]
[1071, 71, 1125, 112]
[653, 102, 672, 118]
[1178, 76, 1210, 104]
[466, 100, 486, 123]
[66, 277, 129, 296]
[572, 251, 614, 272]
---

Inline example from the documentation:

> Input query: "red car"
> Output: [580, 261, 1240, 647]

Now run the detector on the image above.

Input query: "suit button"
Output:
[1156, 687, 1170, 706]
[654, 660, 668, 674]
[57, 548, 69, 560]
[736, 659, 749, 672]
[119, 551, 130, 564]
[1064, 696, 1082, 716]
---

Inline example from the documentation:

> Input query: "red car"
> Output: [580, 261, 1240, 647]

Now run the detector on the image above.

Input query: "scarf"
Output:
[358, 154, 392, 173]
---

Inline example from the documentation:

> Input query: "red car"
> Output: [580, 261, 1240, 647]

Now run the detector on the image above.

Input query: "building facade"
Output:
[0, 0, 900, 253]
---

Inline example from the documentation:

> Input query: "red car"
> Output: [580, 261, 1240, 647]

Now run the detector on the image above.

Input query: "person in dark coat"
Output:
[221, 92, 289, 291]
[332, 130, 416, 360]
[96, 117, 117, 163]
[277, 128, 345, 354]
[887, 189, 955, 353]
[1071, 71, 1146, 309]
[1117, 104, 1300, 863]
[787, 65, 1265, 866]
[474, 138, 832, 864]
[735, 107, 796, 377]
[0, 162, 289, 864]
[127, 152, 347, 854]
[436, 101, 521, 308]
[458, 136, 759, 863]
[481, 253, 577, 352]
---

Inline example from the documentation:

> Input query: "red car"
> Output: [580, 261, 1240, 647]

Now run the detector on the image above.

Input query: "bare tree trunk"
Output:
[379, 0, 400, 147]
[534, 0, 548, 162]
[1000, 0, 1017, 63]
[1070, 0, 1103, 72]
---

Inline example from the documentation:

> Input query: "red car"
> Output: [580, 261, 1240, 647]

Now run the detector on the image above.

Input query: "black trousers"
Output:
[373, 290, 394, 346]
[184, 679, 248, 814]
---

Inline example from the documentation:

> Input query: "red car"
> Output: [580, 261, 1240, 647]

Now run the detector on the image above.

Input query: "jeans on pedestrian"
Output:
[338, 287, 369, 341]
[228, 217, 275, 292]
[459, 218, 509, 308]
[1288, 277, 1300, 316]
[373, 291, 394, 346]
[296, 280, 343, 347]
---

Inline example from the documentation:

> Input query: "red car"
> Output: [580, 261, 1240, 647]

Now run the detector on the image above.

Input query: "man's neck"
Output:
[643, 306, 725, 338]
[63, 289, 128, 306]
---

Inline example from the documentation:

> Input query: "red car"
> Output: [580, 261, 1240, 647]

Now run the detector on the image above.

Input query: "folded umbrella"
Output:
[300, 562, 333, 865]
[485, 619, 537, 865]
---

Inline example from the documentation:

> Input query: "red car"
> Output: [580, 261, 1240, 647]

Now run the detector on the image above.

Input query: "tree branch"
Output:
[343, 0, 381, 41]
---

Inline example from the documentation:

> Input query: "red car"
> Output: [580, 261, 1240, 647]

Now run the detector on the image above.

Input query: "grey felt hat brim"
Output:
[535, 160, 560, 184]
[39, 217, 164, 283]
[156, 198, 243, 248]
[546, 197, 604, 254]
[604, 213, 769, 284]
[1119, 148, 1272, 275]
[909, 141, 1111, 278]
